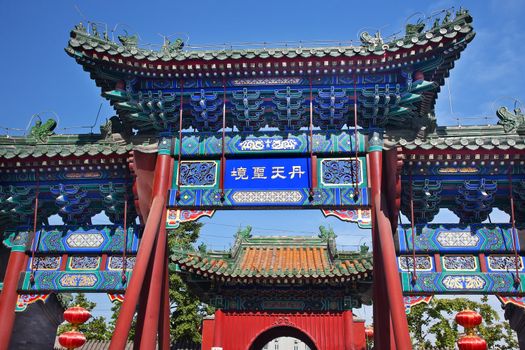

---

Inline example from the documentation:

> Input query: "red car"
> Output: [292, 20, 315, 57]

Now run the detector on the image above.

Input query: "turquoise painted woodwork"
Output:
[18, 271, 132, 293]
[396, 224, 523, 253]
[168, 187, 369, 208]
[2, 231, 30, 253]
[159, 130, 367, 156]
[32, 225, 140, 254]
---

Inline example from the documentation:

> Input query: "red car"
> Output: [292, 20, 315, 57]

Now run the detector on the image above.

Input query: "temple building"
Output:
[171, 227, 371, 349]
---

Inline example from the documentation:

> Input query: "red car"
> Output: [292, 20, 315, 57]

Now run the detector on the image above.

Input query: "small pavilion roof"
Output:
[170, 227, 372, 284]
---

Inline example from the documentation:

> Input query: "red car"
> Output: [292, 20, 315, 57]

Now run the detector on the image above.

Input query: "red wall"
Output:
[202, 310, 366, 350]
[202, 318, 215, 350]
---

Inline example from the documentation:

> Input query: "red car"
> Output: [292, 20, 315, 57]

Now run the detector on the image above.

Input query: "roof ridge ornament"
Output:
[162, 37, 184, 55]
[30, 118, 57, 143]
[118, 30, 138, 49]
[359, 31, 383, 50]
[235, 225, 252, 241]
[318, 225, 336, 241]
[497, 106, 524, 133]
[99, 116, 131, 141]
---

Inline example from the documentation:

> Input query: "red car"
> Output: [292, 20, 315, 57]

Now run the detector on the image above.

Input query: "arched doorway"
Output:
[249, 326, 318, 350]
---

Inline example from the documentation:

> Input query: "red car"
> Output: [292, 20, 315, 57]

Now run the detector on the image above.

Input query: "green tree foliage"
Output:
[407, 296, 518, 349]
[168, 221, 214, 343]
[57, 293, 111, 341]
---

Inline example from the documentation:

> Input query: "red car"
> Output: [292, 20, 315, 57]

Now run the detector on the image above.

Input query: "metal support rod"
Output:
[369, 147, 413, 350]
[110, 153, 172, 350]
[176, 81, 184, 200]
[308, 77, 315, 197]
[121, 194, 128, 284]
[508, 170, 521, 285]
[409, 172, 417, 282]
[220, 82, 227, 199]
[29, 171, 40, 284]
[353, 74, 360, 198]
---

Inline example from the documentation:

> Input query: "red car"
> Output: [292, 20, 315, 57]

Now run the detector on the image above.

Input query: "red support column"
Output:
[0, 250, 26, 350]
[133, 252, 155, 350]
[372, 215, 392, 350]
[159, 244, 171, 350]
[383, 148, 402, 232]
[110, 153, 172, 350]
[368, 132, 412, 350]
[140, 209, 169, 349]
[213, 309, 224, 348]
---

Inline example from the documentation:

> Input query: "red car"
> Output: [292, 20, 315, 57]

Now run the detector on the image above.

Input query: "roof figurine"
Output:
[405, 21, 425, 37]
[118, 30, 138, 48]
[235, 225, 252, 241]
[318, 225, 336, 240]
[99, 115, 131, 140]
[496, 106, 524, 133]
[359, 31, 384, 49]
[161, 37, 184, 55]
[29, 118, 57, 143]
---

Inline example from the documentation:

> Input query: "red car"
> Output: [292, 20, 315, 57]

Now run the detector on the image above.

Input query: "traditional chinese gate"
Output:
[1, 7, 511, 350]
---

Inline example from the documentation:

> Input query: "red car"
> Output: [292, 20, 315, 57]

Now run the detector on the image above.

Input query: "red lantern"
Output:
[455, 309, 482, 330]
[58, 330, 87, 349]
[63, 306, 91, 326]
[456, 309, 487, 350]
[365, 326, 374, 339]
[457, 335, 487, 350]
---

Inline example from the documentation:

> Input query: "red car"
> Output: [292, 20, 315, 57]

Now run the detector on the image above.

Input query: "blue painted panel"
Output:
[397, 224, 522, 253]
[32, 225, 140, 254]
[18, 271, 131, 292]
[225, 158, 311, 190]
[401, 271, 525, 295]
[168, 187, 369, 208]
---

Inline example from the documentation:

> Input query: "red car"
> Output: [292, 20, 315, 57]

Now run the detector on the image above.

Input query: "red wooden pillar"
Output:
[140, 208, 169, 348]
[110, 153, 172, 350]
[368, 132, 412, 350]
[133, 251, 155, 349]
[0, 249, 27, 350]
[383, 148, 402, 232]
[159, 240, 171, 350]
[213, 309, 224, 348]
[372, 215, 393, 350]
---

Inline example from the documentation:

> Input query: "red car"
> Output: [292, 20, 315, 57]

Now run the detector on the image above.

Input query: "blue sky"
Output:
[2, 0, 524, 327]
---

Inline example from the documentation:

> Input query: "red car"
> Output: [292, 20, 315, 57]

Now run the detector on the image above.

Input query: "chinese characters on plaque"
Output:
[225, 158, 310, 189]
[230, 165, 305, 181]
